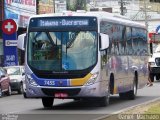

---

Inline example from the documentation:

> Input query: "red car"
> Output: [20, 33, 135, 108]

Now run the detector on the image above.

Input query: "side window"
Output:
[132, 28, 138, 55]
[132, 28, 147, 56]
[126, 27, 132, 55]
[119, 25, 127, 55]
[100, 21, 113, 55]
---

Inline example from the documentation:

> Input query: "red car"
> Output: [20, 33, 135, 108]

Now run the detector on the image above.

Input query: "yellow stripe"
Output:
[70, 73, 92, 86]
[113, 86, 118, 94]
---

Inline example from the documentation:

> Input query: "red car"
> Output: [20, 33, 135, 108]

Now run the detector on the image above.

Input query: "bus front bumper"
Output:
[26, 81, 108, 98]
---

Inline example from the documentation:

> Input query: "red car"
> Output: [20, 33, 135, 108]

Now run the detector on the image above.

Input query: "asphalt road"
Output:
[0, 81, 160, 120]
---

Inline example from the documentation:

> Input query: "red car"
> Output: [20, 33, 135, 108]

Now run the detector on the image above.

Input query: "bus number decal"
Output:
[44, 80, 55, 86]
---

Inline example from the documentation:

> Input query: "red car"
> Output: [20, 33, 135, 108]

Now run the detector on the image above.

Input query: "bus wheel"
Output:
[42, 97, 54, 108]
[119, 75, 137, 100]
[98, 95, 110, 107]
[127, 75, 137, 100]
[110, 74, 114, 94]
[119, 92, 127, 99]
[99, 85, 110, 107]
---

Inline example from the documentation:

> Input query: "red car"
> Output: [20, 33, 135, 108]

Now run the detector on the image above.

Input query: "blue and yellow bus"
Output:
[18, 11, 148, 108]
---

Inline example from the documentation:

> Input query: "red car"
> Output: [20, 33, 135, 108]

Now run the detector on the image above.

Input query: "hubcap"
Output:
[9, 85, 11, 95]
[0, 88, 2, 97]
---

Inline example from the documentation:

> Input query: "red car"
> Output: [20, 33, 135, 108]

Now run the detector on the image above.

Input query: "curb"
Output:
[95, 97, 160, 120]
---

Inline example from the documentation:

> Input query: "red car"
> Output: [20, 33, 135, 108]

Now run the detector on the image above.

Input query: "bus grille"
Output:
[41, 88, 81, 96]
[155, 58, 160, 66]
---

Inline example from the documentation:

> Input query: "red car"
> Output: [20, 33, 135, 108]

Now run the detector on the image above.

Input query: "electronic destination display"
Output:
[29, 17, 97, 30]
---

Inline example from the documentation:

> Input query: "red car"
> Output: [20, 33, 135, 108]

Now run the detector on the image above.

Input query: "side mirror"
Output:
[100, 33, 109, 50]
[17, 33, 26, 51]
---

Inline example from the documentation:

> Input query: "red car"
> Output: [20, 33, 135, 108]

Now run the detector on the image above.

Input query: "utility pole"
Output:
[144, 0, 148, 33]
[118, 0, 127, 16]
[120, 0, 124, 15]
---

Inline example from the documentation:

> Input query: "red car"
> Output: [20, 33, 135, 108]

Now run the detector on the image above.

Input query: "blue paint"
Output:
[2, 33, 18, 66]
[156, 25, 160, 33]
[31, 74, 69, 87]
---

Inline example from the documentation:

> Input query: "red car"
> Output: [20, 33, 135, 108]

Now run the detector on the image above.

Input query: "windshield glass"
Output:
[28, 31, 97, 71]
[6, 67, 21, 75]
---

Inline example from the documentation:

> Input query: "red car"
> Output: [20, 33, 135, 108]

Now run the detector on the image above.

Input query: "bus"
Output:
[17, 11, 148, 108]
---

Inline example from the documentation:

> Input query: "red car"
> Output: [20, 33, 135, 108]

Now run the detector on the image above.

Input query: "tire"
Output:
[99, 80, 110, 107]
[23, 92, 27, 98]
[18, 83, 23, 94]
[150, 73, 154, 82]
[7, 85, 12, 96]
[42, 97, 54, 108]
[73, 98, 81, 101]
[119, 92, 127, 99]
[126, 76, 137, 100]
[110, 74, 114, 94]
[156, 75, 160, 81]
[119, 75, 137, 100]
[99, 95, 110, 107]
[0, 87, 2, 98]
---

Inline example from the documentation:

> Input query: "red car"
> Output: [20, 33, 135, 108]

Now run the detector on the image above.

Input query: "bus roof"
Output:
[29, 11, 146, 29]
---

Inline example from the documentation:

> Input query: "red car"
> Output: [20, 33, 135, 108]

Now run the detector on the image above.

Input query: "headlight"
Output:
[84, 72, 99, 86]
[26, 74, 38, 86]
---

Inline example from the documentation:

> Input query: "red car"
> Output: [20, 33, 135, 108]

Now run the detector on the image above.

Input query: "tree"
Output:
[67, 0, 86, 11]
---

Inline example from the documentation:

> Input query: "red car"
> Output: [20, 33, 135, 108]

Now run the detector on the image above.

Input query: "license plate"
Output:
[55, 93, 68, 98]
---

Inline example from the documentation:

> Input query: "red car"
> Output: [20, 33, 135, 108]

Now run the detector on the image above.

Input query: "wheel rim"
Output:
[133, 82, 137, 96]
[9, 85, 12, 95]
[0, 88, 2, 97]
[20, 85, 23, 93]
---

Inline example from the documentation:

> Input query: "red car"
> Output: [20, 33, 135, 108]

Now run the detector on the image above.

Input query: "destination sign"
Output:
[29, 17, 97, 30]
[39, 19, 89, 27]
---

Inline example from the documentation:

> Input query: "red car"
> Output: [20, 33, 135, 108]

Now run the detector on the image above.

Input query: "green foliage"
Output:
[67, 0, 87, 11]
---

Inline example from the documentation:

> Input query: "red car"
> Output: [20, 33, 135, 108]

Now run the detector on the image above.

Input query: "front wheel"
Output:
[18, 83, 23, 94]
[98, 95, 110, 107]
[42, 97, 54, 108]
[7, 85, 12, 96]
[0, 87, 2, 98]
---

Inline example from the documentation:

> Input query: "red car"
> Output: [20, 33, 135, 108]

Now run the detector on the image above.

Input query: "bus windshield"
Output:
[28, 31, 97, 71]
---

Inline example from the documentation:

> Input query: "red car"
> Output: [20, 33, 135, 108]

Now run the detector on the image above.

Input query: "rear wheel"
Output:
[42, 97, 54, 108]
[119, 75, 137, 100]
[127, 79, 137, 100]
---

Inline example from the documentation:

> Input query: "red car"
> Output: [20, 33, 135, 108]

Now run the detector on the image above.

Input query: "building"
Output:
[88, 0, 160, 33]
[0, 0, 56, 66]
[0, 0, 4, 66]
